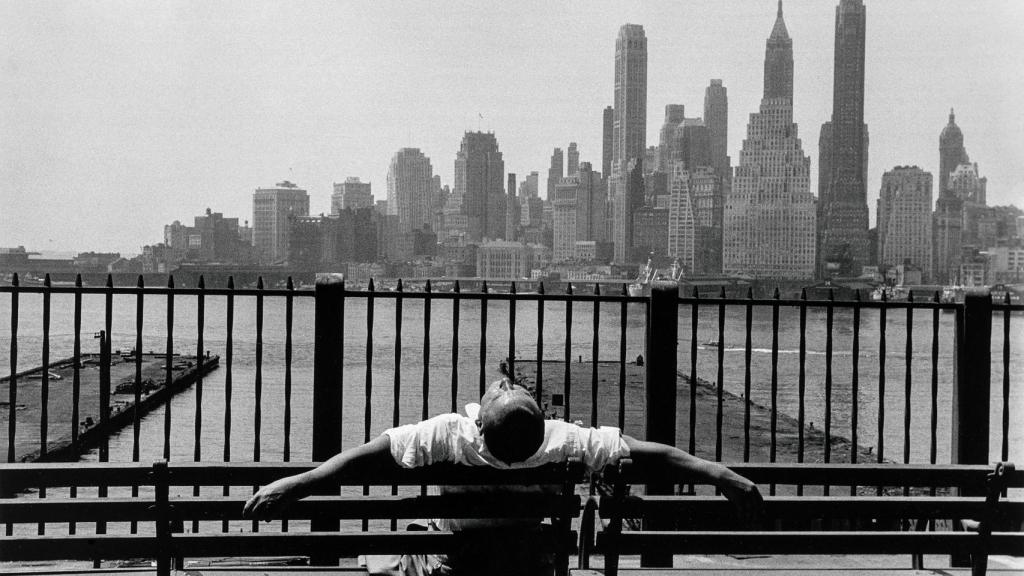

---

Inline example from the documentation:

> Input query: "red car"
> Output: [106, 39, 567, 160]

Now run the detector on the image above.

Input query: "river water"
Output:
[1, 293, 1021, 465]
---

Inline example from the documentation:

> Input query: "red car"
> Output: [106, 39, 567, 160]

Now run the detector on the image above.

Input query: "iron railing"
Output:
[0, 274, 1020, 532]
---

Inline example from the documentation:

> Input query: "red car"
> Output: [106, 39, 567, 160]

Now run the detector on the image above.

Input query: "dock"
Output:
[0, 351, 219, 462]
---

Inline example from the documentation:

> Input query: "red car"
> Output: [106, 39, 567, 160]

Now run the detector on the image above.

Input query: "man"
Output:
[244, 377, 763, 574]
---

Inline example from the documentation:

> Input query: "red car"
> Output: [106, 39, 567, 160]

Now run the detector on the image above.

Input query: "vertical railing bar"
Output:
[195, 275, 205, 533]
[877, 290, 887, 496]
[743, 287, 753, 462]
[689, 287, 699, 459]
[451, 281, 460, 414]
[479, 281, 488, 398]
[392, 279, 404, 531]
[130, 275, 143, 535]
[253, 276, 263, 461]
[618, 284, 627, 432]
[6, 273, 18, 466]
[563, 283, 573, 423]
[591, 284, 600, 427]
[282, 277, 294, 533]
[97, 274, 112, 551]
[715, 287, 725, 462]
[250, 276, 262, 532]
[930, 291, 939, 467]
[38, 275, 51, 536]
[163, 276, 174, 461]
[423, 280, 432, 423]
[537, 282, 545, 416]
[797, 288, 807, 496]
[1002, 292, 1010, 465]
[509, 282, 517, 381]
[363, 278, 375, 532]
[222, 276, 234, 533]
[904, 292, 914, 477]
[851, 290, 861, 496]
[69, 274, 82, 535]
[4, 274, 14, 537]
[824, 289, 834, 497]
[770, 287, 779, 496]
[133, 275, 143, 461]
[422, 281, 432, 498]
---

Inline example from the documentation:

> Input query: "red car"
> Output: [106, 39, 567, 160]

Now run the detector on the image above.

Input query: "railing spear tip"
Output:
[106, 274, 113, 288]
[167, 275, 174, 289]
[227, 276, 235, 289]
[368, 278, 375, 291]
[286, 276, 294, 290]
[256, 276, 263, 290]
[44, 273, 51, 287]
[11, 272, 18, 286]
[75, 273, 82, 287]
[136, 275, 143, 288]
[537, 281, 544, 295]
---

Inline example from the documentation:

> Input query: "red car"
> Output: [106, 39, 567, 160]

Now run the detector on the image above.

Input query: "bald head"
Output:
[478, 380, 545, 464]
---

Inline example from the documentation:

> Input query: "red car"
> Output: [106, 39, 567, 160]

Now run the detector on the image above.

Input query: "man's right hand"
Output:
[242, 475, 302, 521]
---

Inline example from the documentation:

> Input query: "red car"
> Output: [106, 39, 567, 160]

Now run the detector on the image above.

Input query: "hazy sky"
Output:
[2, 0, 1022, 254]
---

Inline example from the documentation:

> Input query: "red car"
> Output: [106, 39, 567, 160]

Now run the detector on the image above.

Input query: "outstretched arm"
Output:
[621, 435, 763, 525]
[243, 434, 396, 521]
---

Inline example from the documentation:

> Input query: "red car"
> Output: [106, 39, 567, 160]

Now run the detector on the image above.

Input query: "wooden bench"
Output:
[582, 461, 1023, 576]
[0, 458, 585, 575]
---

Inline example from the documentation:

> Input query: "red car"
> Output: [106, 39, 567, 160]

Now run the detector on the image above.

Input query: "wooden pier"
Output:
[1, 352, 219, 462]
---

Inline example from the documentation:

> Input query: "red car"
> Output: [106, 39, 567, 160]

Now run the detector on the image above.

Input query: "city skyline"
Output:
[2, 1, 1023, 254]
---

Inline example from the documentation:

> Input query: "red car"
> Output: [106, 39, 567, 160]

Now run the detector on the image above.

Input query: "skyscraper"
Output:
[723, 2, 816, 280]
[939, 109, 970, 195]
[387, 148, 435, 234]
[933, 110, 975, 284]
[877, 166, 933, 282]
[454, 132, 505, 242]
[331, 177, 373, 215]
[703, 80, 729, 176]
[547, 147, 564, 199]
[763, 1, 793, 102]
[658, 105, 686, 172]
[602, 106, 613, 179]
[506, 173, 519, 241]
[252, 181, 309, 265]
[567, 142, 580, 176]
[611, 24, 648, 262]
[818, 0, 869, 278]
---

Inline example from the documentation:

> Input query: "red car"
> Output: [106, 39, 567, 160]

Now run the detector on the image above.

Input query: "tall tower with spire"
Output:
[723, 2, 816, 280]
[817, 0, 869, 278]
[939, 109, 969, 195]
[763, 1, 793, 102]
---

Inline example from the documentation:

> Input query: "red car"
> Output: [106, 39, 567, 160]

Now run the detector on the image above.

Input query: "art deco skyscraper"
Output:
[763, 1, 793, 101]
[547, 147, 564, 198]
[939, 109, 970, 195]
[602, 106, 614, 179]
[703, 80, 729, 176]
[610, 24, 647, 262]
[454, 132, 505, 242]
[658, 105, 686, 172]
[387, 148, 435, 233]
[818, 0, 869, 278]
[567, 142, 580, 176]
[722, 2, 816, 280]
[877, 166, 932, 282]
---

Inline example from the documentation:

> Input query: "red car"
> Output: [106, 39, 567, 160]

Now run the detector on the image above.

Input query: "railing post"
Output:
[152, 460, 171, 576]
[311, 273, 345, 565]
[951, 292, 992, 569]
[643, 280, 678, 568]
[952, 292, 991, 466]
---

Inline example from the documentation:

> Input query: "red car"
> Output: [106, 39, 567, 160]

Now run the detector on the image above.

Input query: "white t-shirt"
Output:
[384, 403, 629, 472]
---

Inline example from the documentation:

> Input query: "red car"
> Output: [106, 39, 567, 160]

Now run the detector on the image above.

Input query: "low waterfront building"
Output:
[476, 240, 539, 279]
